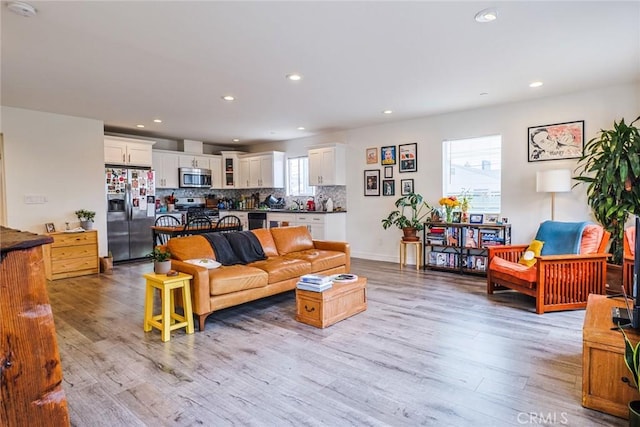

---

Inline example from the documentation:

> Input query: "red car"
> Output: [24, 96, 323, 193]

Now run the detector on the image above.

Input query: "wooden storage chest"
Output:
[43, 230, 99, 280]
[296, 277, 367, 328]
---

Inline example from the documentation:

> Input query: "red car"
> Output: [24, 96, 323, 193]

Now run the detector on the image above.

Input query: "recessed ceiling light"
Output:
[232, 139, 240, 142]
[222, 95, 235, 101]
[297, 126, 305, 131]
[480, 92, 489, 96]
[529, 81, 544, 88]
[153, 119, 162, 123]
[286, 73, 302, 81]
[136, 124, 145, 128]
[7, 1, 37, 17]
[382, 110, 393, 115]
[475, 8, 497, 23]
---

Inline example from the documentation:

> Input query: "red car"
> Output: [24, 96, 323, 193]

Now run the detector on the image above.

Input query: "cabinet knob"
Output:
[304, 305, 315, 313]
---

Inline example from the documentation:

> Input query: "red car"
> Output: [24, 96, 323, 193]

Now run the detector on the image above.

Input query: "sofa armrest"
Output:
[313, 240, 351, 273]
[487, 244, 528, 264]
[171, 260, 210, 315]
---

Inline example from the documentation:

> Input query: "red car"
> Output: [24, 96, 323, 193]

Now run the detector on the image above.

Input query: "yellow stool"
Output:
[399, 239, 423, 270]
[143, 272, 194, 342]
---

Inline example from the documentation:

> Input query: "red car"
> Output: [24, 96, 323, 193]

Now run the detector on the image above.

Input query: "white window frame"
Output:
[286, 156, 315, 197]
[442, 135, 502, 213]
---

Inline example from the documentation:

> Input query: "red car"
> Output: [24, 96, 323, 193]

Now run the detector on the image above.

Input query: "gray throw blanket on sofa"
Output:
[202, 231, 267, 265]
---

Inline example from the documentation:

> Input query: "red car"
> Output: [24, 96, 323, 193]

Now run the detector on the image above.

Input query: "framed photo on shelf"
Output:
[501, 217, 510, 224]
[45, 222, 55, 233]
[382, 179, 395, 196]
[399, 143, 417, 173]
[366, 147, 378, 164]
[452, 211, 461, 223]
[400, 178, 414, 195]
[384, 166, 393, 178]
[528, 120, 584, 162]
[469, 214, 483, 224]
[381, 146, 396, 165]
[484, 213, 499, 224]
[364, 169, 380, 196]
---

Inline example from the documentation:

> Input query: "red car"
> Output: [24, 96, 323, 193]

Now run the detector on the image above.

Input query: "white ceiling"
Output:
[2, 1, 639, 146]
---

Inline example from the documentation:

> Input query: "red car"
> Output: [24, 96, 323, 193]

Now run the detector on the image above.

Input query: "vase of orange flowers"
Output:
[439, 196, 460, 223]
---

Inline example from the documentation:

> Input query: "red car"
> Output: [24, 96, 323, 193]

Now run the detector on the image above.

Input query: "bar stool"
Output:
[399, 239, 423, 270]
[143, 272, 194, 342]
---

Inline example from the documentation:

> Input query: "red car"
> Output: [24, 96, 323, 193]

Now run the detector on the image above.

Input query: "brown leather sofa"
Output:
[166, 226, 350, 330]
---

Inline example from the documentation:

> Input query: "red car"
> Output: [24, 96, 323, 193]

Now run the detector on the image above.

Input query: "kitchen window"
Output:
[442, 135, 502, 213]
[287, 156, 315, 197]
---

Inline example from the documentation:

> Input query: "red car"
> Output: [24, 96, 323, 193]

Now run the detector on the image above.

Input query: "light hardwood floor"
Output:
[46, 258, 625, 426]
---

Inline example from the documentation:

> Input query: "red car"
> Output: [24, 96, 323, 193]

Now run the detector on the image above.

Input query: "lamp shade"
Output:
[536, 169, 571, 193]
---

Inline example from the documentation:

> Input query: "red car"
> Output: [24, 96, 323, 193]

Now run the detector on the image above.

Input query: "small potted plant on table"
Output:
[381, 192, 433, 241]
[75, 209, 96, 230]
[148, 247, 172, 274]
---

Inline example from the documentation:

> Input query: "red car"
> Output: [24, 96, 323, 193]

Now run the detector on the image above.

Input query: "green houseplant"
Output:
[148, 247, 172, 274]
[75, 209, 96, 230]
[574, 116, 640, 265]
[620, 327, 640, 423]
[381, 192, 434, 241]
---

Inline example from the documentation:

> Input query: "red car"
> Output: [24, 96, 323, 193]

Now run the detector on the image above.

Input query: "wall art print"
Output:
[528, 120, 584, 162]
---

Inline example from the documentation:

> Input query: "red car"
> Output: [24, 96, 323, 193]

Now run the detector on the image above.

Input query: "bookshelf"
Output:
[423, 222, 511, 276]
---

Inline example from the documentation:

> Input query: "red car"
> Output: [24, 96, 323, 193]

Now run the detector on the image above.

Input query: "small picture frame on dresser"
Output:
[45, 222, 55, 233]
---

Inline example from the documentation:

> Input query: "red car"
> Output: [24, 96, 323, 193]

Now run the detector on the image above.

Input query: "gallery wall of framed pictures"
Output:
[363, 143, 418, 197]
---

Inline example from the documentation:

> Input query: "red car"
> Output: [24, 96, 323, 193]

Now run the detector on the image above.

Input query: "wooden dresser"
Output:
[583, 294, 640, 418]
[0, 226, 70, 425]
[43, 230, 99, 280]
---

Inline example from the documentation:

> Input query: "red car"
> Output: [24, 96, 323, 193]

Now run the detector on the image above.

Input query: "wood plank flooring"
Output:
[46, 258, 625, 426]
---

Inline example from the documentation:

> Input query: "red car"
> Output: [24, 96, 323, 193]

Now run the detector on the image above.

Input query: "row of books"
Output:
[426, 226, 507, 248]
[427, 252, 487, 271]
[296, 273, 359, 292]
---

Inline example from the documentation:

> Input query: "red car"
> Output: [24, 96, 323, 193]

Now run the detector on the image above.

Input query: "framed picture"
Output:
[452, 211, 461, 223]
[464, 228, 479, 248]
[469, 214, 483, 224]
[399, 143, 417, 173]
[382, 179, 395, 196]
[400, 178, 414, 195]
[528, 120, 584, 162]
[45, 222, 55, 233]
[364, 169, 380, 196]
[381, 146, 396, 165]
[366, 147, 378, 164]
[384, 166, 393, 178]
[501, 217, 510, 224]
[484, 213, 499, 224]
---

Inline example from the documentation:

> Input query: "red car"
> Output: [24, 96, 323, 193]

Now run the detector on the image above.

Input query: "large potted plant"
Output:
[574, 116, 640, 265]
[381, 192, 434, 241]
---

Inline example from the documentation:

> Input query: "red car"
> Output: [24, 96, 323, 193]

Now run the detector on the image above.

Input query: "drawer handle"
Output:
[304, 305, 315, 313]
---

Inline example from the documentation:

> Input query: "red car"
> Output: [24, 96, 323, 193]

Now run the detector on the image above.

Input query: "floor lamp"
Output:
[536, 169, 571, 220]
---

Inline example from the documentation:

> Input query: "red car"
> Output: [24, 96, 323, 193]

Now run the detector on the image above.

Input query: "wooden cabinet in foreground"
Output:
[43, 230, 99, 280]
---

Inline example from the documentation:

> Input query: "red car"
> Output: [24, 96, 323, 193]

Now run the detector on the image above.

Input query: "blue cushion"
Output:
[534, 221, 590, 255]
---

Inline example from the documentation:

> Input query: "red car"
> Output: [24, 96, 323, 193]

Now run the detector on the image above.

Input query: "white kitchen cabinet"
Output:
[239, 151, 285, 188]
[104, 136, 155, 167]
[220, 211, 248, 230]
[308, 145, 346, 186]
[267, 212, 346, 241]
[238, 158, 250, 188]
[209, 155, 222, 189]
[220, 151, 245, 189]
[178, 154, 211, 170]
[152, 150, 180, 189]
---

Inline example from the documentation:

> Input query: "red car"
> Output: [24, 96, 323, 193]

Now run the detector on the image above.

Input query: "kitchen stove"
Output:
[176, 197, 219, 224]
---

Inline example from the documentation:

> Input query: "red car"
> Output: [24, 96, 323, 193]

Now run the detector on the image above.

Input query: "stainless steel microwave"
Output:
[179, 167, 212, 188]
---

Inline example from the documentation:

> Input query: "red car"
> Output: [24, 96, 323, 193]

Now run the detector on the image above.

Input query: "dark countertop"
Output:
[219, 209, 347, 214]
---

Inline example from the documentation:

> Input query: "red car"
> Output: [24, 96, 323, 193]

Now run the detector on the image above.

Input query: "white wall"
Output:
[268, 83, 640, 264]
[1, 107, 108, 256]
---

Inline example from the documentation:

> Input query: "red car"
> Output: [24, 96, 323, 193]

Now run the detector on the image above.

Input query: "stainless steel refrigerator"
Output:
[106, 167, 156, 262]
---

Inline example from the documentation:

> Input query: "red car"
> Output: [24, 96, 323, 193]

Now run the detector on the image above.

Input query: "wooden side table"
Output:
[583, 294, 640, 418]
[399, 239, 422, 270]
[143, 272, 194, 342]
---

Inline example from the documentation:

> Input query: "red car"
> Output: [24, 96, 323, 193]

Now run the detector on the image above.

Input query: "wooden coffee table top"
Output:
[296, 276, 367, 299]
